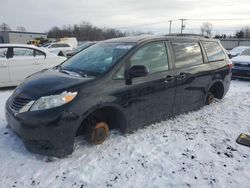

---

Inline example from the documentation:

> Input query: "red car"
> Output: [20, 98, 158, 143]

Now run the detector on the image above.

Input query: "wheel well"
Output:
[209, 81, 224, 99]
[76, 106, 127, 136]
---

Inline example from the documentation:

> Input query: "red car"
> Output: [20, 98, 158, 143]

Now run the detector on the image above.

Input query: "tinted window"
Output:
[13, 48, 34, 57]
[130, 42, 168, 74]
[171, 42, 203, 68]
[51, 44, 59, 48]
[202, 41, 225, 62]
[0, 48, 8, 59]
[60, 43, 70, 47]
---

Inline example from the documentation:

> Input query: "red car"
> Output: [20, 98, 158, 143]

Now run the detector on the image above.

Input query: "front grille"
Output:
[9, 97, 31, 113]
[234, 63, 250, 67]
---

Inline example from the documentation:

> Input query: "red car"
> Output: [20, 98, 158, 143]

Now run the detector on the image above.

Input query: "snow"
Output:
[0, 80, 250, 188]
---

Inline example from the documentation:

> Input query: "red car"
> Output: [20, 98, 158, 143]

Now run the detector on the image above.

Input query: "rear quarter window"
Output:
[171, 41, 203, 68]
[202, 41, 225, 62]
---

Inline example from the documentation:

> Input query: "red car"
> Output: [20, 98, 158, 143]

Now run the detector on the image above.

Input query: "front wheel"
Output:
[86, 122, 109, 145]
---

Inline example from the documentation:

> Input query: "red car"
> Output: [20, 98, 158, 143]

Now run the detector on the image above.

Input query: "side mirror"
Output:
[228, 53, 232, 59]
[126, 65, 149, 85]
[128, 65, 149, 78]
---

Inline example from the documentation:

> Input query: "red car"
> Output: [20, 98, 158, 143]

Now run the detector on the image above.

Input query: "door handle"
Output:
[176, 72, 186, 80]
[164, 75, 174, 83]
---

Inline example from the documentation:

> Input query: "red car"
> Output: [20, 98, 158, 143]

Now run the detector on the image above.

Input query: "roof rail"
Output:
[164, 33, 209, 38]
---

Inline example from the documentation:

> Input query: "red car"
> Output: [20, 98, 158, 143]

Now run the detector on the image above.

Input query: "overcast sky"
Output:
[1, 0, 250, 35]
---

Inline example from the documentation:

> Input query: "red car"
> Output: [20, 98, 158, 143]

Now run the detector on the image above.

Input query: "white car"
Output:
[40, 42, 73, 55]
[0, 44, 67, 88]
[231, 48, 250, 78]
[229, 46, 250, 58]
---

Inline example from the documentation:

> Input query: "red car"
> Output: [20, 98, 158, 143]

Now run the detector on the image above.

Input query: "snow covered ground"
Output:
[0, 80, 249, 188]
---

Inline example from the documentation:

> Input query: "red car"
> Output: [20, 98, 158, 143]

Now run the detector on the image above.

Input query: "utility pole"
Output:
[180, 19, 186, 34]
[168, 20, 172, 34]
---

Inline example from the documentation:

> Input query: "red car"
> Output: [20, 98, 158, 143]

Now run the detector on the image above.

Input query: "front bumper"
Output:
[232, 67, 250, 78]
[5, 102, 81, 158]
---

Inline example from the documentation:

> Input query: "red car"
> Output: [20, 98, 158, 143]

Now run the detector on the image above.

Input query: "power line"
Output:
[115, 18, 250, 29]
[188, 18, 250, 21]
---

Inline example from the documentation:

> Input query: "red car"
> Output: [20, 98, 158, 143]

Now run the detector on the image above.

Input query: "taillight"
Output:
[228, 63, 234, 69]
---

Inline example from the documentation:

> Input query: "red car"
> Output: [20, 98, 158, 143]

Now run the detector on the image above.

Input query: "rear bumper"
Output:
[5, 103, 81, 158]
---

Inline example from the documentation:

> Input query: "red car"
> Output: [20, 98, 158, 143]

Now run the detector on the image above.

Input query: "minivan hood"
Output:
[13, 69, 94, 99]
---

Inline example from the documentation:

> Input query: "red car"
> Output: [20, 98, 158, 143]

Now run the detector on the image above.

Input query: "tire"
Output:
[205, 92, 214, 105]
[86, 122, 109, 145]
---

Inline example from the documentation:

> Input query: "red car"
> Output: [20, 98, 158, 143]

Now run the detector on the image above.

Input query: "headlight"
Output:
[26, 91, 77, 112]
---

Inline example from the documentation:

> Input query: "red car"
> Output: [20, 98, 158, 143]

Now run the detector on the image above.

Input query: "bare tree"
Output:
[16, 26, 26, 32]
[235, 26, 250, 38]
[47, 21, 126, 41]
[200, 22, 213, 37]
[0, 22, 11, 31]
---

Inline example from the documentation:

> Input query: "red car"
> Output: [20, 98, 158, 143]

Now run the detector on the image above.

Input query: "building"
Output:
[0, 31, 47, 44]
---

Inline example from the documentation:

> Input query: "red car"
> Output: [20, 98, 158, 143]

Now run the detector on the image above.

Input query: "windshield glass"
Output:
[61, 42, 135, 76]
[74, 42, 95, 54]
[42, 43, 51, 47]
[241, 49, 250, 56]
[231, 46, 249, 53]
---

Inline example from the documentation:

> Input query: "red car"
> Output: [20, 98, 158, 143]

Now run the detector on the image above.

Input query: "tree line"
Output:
[47, 21, 127, 41]
[1, 21, 250, 40]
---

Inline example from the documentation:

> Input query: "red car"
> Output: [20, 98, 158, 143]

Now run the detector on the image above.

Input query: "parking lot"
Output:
[0, 80, 249, 188]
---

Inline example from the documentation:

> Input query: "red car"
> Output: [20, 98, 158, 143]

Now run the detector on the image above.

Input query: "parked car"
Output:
[229, 46, 250, 58]
[0, 44, 67, 88]
[66, 41, 96, 58]
[5, 36, 232, 157]
[40, 42, 73, 55]
[231, 48, 250, 78]
[59, 37, 78, 49]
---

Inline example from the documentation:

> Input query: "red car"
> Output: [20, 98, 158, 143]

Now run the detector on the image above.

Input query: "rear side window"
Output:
[171, 42, 203, 68]
[202, 41, 225, 62]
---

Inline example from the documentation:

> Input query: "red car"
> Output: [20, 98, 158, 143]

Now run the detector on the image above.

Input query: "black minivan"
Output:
[5, 35, 232, 157]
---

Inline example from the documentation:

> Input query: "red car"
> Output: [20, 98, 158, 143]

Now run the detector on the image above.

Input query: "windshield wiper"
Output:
[59, 68, 88, 77]
[54, 65, 62, 70]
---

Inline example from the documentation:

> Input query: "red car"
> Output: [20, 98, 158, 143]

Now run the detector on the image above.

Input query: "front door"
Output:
[114, 42, 176, 129]
[0, 47, 10, 85]
[8, 47, 42, 84]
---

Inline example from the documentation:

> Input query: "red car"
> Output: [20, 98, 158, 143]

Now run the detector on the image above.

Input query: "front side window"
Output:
[34, 50, 45, 57]
[202, 41, 225, 62]
[171, 42, 203, 68]
[13, 48, 34, 57]
[130, 42, 169, 74]
[61, 42, 135, 76]
[0, 48, 8, 59]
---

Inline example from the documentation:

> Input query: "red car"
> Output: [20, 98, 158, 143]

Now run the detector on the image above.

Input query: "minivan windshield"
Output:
[61, 42, 135, 76]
